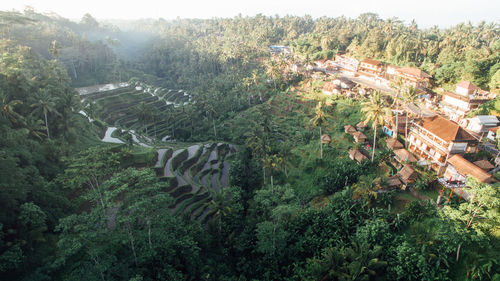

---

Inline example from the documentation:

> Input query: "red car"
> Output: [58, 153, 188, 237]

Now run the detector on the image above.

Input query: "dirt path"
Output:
[410, 188, 432, 201]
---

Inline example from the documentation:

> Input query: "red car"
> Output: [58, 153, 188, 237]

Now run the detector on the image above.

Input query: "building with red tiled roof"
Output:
[408, 116, 478, 175]
[358, 59, 384, 76]
[444, 155, 495, 184]
[394, 67, 431, 89]
[441, 81, 496, 121]
[456, 81, 478, 95]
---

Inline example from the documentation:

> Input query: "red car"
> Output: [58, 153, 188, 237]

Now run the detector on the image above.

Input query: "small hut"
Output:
[356, 121, 367, 131]
[386, 138, 404, 150]
[321, 134, 331, 144]
[398, 164, 418, 184]
[344, 124, 357, 134]
[473, 160, 495, 172]
[352, 131, 367, 143]
[386, 175, 402, 189]
[349, 149, 368, 163]
[393, 148, 418, 163]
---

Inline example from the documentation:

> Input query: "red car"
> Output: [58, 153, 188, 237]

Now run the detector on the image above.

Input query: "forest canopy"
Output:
[0, 8, 499, 281]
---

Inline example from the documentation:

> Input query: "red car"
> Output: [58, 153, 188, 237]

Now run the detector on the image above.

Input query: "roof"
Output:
[344, 124, 357, 133]
[386, 175, 402, 187]
[397, 67, 431, 79]
[398, 164, 418, 183]
[352, 131, 367, 140]
[323, 82, 340, 92]
[489, 127, 500, 133]
[447, 155, 495, 183]
[473, 160, 495, 171]
[419, 116, 476, 142]
[321, 134, 331, 143]
[391, 115, 408, 125]
[349, 149, 368, 163]
[386, 138, 404, 150]
[473, 115, 499, 125]
[356, 121, 367, 128]
[394, 149, 418, 162]
[361, 58, 382, 66]
[456, 81, 478, 90]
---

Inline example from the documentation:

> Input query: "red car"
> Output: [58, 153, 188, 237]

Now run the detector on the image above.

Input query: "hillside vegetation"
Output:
[0, 9, 499, 281]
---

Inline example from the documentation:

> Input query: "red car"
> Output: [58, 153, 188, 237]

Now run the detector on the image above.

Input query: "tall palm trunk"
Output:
[212, 118, 217, 139]
[319, 126, 323, 159]
[44, 112, 50, 139]
[372, 125, 377, 162]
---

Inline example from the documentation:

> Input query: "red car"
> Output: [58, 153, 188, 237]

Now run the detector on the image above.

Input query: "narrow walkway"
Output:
[409, 188, 432, 201]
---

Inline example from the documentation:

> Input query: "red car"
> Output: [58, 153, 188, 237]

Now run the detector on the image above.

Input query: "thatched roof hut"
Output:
[344, 124, 357, 134]
[398, 164, 418, 184]
[321, 134, 331, 144]
[386, 138, 404, 150]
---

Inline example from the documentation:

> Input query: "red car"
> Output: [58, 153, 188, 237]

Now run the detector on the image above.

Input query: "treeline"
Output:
[0, 9, 136, 86]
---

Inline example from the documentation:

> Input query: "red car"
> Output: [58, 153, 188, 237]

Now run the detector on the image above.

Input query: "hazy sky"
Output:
[1, 0, 499, 28]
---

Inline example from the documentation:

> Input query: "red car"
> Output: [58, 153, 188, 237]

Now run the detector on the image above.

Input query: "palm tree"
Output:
[310, 102, 329, 159]
[85, 101, 100, 123]
[30, 90, 60, 139]
[136, 102, 151, 135]
[361, 91, 391, 162]
[390, 77, 404, 139]
[209, 188, 231, 235]
[318, 243, 387, 281]
[23, 115, 46, 140]
[1, 92, 23, 124]
[402, 86, 419, 147]
[262, 154, 283, 191]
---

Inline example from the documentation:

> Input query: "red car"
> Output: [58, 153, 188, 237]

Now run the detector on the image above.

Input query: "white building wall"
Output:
[443, 95, 469, 110]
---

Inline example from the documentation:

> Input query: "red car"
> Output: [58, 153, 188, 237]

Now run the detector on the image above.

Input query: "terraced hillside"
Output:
[154, 143, 236, 222]
[78, 82, 191, 140]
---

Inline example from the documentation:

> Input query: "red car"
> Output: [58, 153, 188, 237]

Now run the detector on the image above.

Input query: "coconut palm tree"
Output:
[361, 91, 391, 162]
[136, 102, 151, 135]
[262, 153, 283, 191]
[23, 115, 46, 140]
[390, 77, 404, 139]
[310, 102, 329, 159]
[402, 86, 419, 147]
[0, 92, 23, 124]
[209, 188, 231, 235]
[30, 90, 60, 139]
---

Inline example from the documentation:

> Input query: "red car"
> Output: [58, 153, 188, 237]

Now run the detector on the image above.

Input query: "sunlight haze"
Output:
[1, 0, 498, 28]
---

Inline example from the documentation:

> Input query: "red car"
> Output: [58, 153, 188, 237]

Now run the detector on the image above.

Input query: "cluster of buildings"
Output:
[271, 46, 499, 193]
[318, 53, 433, 91]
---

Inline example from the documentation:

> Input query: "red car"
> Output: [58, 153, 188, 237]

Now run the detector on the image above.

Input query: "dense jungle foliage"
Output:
[0, 8, 499, 281]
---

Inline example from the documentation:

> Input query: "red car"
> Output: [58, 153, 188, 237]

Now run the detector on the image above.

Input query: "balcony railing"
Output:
[409, 122, 449, 150]
[438, 177, 466, 189]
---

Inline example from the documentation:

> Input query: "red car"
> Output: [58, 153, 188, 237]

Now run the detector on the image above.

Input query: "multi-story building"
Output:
[408, 116, 477, 175]
[358, 59, 384, 76]
[334, 54, 359, 73]
[440, 81, 496, 121]
[393, 67, 431, 89]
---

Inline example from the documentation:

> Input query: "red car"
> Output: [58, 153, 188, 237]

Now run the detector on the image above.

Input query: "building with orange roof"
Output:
[408, 115, 478, 175]
[358, 59, 384, 76]
[441, 81, 496, 121]
[444, 155, 495, 184]
[393, 67, 431, 89]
